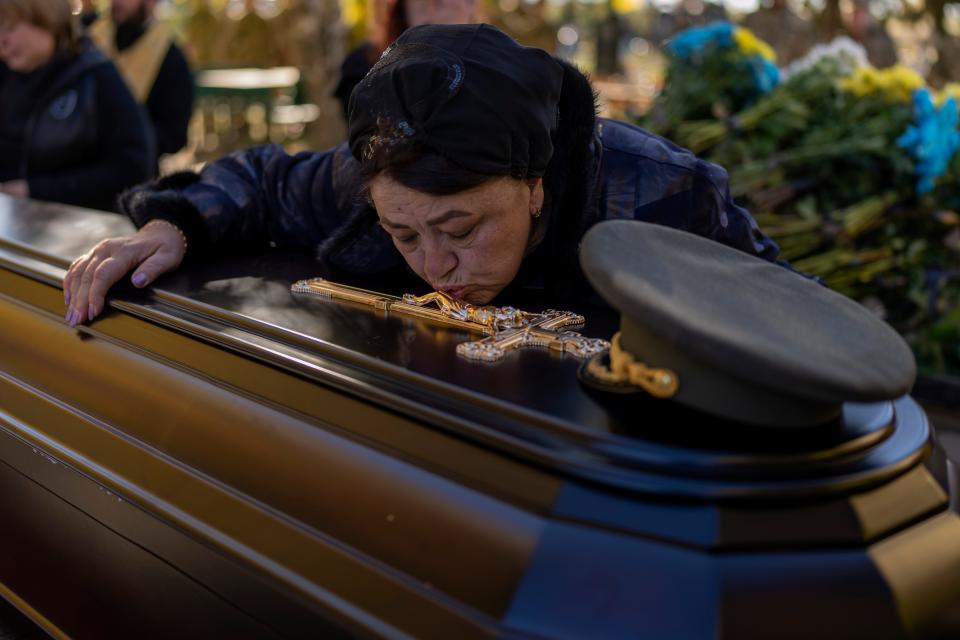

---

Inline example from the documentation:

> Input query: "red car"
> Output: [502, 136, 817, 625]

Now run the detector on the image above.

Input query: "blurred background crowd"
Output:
[24, 0, 956, 167]
[125, 0, 960, 154]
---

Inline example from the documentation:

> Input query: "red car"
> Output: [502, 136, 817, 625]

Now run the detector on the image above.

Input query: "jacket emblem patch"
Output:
[49, 90, 79, 120]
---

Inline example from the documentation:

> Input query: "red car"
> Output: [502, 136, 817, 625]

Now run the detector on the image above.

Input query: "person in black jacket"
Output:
[0, 0, 153, 211]
[89, 0, 193, 163]
[334, 0, 477, 120]
[63, 24, 809, 327]
[79, 0, 98, 27]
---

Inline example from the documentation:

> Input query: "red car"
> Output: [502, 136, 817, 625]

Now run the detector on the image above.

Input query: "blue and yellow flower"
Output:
[666, 22, 779, 95]
[666, 21, 735, 59]
[733, 26, 776, 62]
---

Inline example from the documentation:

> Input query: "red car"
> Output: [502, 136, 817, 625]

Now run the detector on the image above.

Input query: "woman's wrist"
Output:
[141, 219, 188, 255]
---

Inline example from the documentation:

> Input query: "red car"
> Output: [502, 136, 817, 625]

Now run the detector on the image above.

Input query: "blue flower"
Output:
[667, 22, 734, 60]
[897, 88, 960, 194]
[747, 58, 780, 94]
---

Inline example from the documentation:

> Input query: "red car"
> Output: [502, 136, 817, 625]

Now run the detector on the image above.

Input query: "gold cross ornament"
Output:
[291, 278, 610, 363]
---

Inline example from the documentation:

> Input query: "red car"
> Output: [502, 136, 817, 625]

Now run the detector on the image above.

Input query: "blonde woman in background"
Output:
[0, 0, 152, 211]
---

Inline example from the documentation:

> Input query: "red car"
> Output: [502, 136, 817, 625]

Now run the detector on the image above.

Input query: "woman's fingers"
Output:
[63, 224, 187, 326]
[65, 253, 94, 325]
[71, 261, 98, 326]
[130, 245, 184, 289]
[86, 256, 131, 320]
[64, 238, 139, 325]
[64, 255, 85, 304]
[63, 255, 85, 306]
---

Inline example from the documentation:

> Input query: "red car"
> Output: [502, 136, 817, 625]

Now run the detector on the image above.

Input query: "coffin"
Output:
[0, 194, 958, 639]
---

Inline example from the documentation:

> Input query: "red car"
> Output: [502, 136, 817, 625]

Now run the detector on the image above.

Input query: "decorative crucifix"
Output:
[291, 278, 610, 362]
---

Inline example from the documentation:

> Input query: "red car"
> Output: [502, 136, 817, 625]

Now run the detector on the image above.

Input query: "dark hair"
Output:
[359, 131, 495, 196]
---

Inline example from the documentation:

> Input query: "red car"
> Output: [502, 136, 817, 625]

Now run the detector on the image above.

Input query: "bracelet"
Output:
[142, 219, 188, 254]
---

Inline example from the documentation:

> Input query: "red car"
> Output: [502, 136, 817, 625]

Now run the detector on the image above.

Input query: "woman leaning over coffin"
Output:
[0, 0, 153, 211]
[62, 24, 797, 326]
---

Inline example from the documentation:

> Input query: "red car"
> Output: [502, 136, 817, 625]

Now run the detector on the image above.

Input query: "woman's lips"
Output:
[439, 285, 467, 299]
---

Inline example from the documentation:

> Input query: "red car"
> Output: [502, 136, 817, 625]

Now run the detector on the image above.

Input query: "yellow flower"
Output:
[839, 65, 924, 102]
[733, 27, 776, 63]
[611, 0, 642, 13]
[936, 83, 960, 106]
[883, 65, 924, 100]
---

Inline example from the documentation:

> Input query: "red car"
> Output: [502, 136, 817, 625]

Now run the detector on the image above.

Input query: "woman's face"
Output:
[370, 175, 544, 305]
[0, 20, 55, 72]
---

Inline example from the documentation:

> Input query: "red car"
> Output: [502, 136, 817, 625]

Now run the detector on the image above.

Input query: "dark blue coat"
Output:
[0, 40, 153, 211]
[121, 117, 796, 302]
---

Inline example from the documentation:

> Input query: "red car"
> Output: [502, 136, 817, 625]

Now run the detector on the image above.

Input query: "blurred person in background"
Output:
[741, 0, 813, 65]
[90, 0, 193, 165]
[648, 0, 729, 46]
[489, 0, 554, 53]
[79, 0, 99, 27]
[333, 0, 478, 119]
[929, 32, 960, 87]
[594, 2, 626, 77]
[0, 0, 153, 211]
[845, 0, 896, 68]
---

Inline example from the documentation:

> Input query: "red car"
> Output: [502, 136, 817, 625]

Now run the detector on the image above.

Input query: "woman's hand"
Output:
[63, 220, 187, 326]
